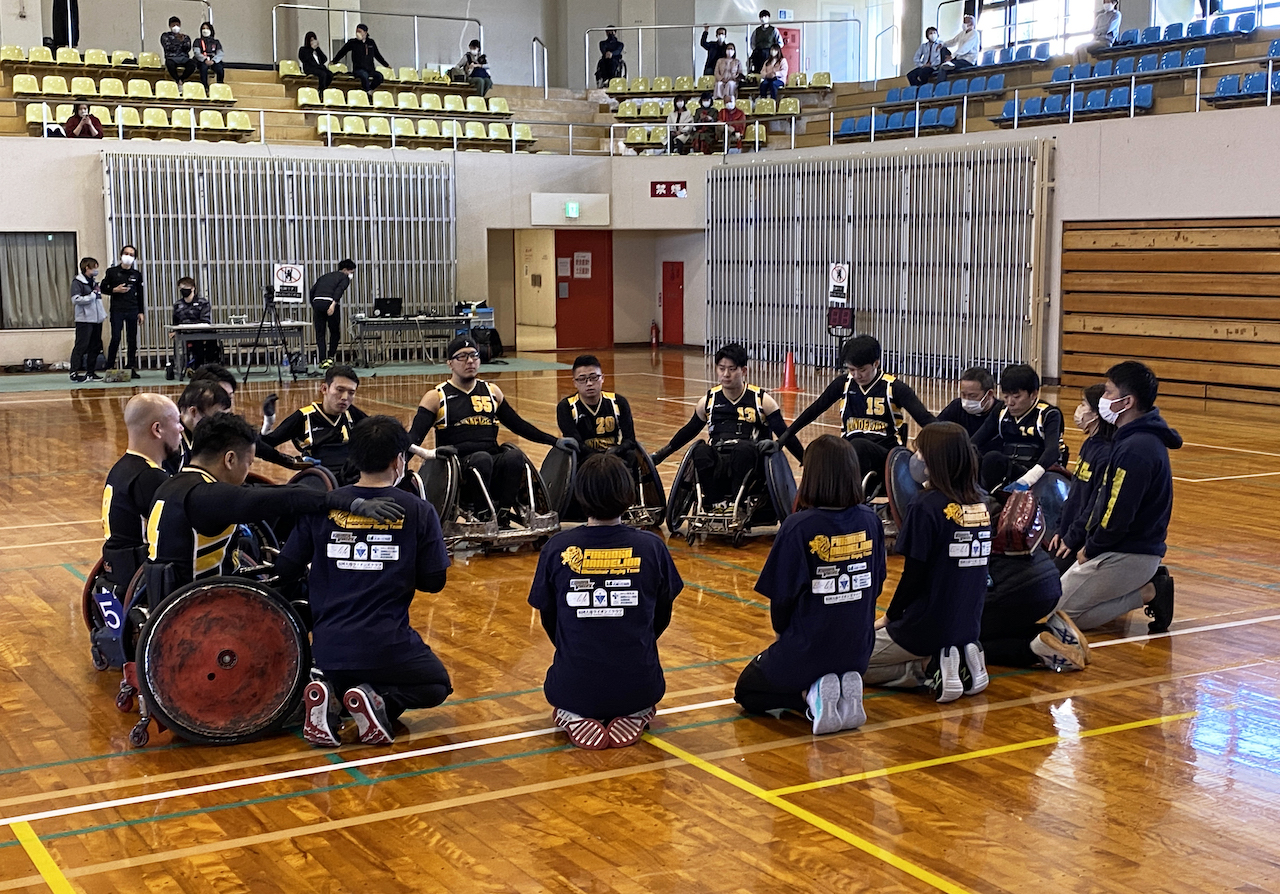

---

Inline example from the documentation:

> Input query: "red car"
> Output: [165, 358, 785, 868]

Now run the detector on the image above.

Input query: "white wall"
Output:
[613, 232, 658, 343]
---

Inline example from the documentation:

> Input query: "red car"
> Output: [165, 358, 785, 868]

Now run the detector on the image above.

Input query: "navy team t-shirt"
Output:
[528, 525, 683, 719]
[754, 505, 886, 692]
[889, 488, 991, 656]
[279, 484, 451, 670]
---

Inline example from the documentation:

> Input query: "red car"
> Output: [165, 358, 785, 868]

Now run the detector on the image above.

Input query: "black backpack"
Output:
[472, 327, 503, 362]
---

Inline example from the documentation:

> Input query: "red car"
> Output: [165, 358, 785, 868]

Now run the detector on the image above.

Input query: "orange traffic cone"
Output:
[776, 351, 800, 392]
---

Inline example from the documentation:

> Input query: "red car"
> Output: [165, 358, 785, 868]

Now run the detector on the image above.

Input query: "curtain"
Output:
[0, 233, 78, 329]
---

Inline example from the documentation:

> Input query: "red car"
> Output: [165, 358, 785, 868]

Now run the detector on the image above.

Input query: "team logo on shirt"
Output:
[807, 532, 873, 562]
[327, 509, 405, 530]
[560, 546, 642, 574]
[943, 502, 991, 528]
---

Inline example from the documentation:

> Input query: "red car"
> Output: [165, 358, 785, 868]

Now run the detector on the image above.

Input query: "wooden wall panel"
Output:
[1061, 218, 1280, 409]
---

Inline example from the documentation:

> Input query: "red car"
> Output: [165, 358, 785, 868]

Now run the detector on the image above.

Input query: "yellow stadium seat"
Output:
[488, 96, 509, 115]
[142, 108, 169, 128]
[696, 75, 715, 91]
[209, 83, 234, 102]
[513, 123, 533, 142]
[99, 77, 125, 98]
[342, 115, 367, 135]
[787, 72, 808, 88]
[398, 67, 420, 82]
[674, 76, 695, 92]
[227, 111, 253, 131]
[607, 77, 628, 93]
[810, 72, 832, 88]
[54, 103, 73, 121]
[155, 80, 180, 100]
[328, 62, 347, 73]
[440, 120, 460, 140]
[420, 94, 442, 111]
[198, 109, 225, 129]
[661, 100, 674, 116]
[127, 78, 153, 99]
[91, 105, 113, 126]
[56, 47, 81, 65]
[297, 87, 321, 107]
[346, 89, 369, 107]
[629, 77, 649, 92]
[624, 126, 647, 143]
[376, 65, 396, 82]
[465, 95, 486, 113]
[743, 122, 765, 144]
[1, 45, 25, 62]
[70, 77, 96, 96]
[464, 120, 487, 139]
[778, 97, 801, 116]
[739, 97, 754, 113]
[322, 88, 346, 106]
[28, 46, 54, 64]
[317, 114, 339, 135]
[392, 117, 415, 138]
[182, 82, 207, 102]
[371, 90, 394, 109]
[397, 92, 420, 110]
[753, 98, 776, 116]
[443, 94, 465, 113]
[368, 116, 392, 136]
[84, 49, 109, 66]
[138, 52, 162, 69]
[617, 99, 638, 118]
[713, 98, 724, 111]
[648, 127, 667, 144]
[41, 75, 70, 95]
[420, 68, 443, 82]
[118, 107, 143, 128]
[417, 118, 441, 139]
[12, 74, 39, 95]
[651, 76, 672, 92]
[278, 60, 302, 78]
[111, 50, 136, 66]
[639, 100, 661, 117]
[25, 103, 53, 124]
[488, 122, 510, 141]
[171, 108, 195, 130]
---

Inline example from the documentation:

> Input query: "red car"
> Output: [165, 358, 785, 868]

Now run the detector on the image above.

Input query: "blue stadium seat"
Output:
[939, 105, 958, 127]
[999, 99, 1016, 119]
[1116, 57, 1136, 75]
[1134, 83, 1154, 109]
[1272, 71, 1280, 95]
[1022, 96, 1042, 116]
[1069, 91, 1086, 114]
[1035, 43, 1051, 60]
[1072, 62, 1092, 80]
[1159, 51, 1182, 70]
[1210, 16, 1230, 35]
[885, 87, 901, 103]
[1235, 12, 1256, 34]
[987, 74, 1005, 90]
[1117, 28, 1140, 45]
[1043, 94, 1064, 115]
[902, 85, 918, 101]
[1052, 65, 1071, 82]
[886, 111, 905, 130]
[1140, 26, 1162, 44]
[1186, 20, 1207, 39]
[981, 50, 996, 66]
[1014, 45, 1032, 62]
[1242, 71, 1266, 95]
[1269, 39, 1280, 59]
[840, 116, 858, 134]
[1212, 73, 1240, 100]
[1093, 59, 1113, 77]
[934, 82, 951, 97]
[921, 107, 940, 127]
[1084, 89, 1107, 110]
[949, 78, 968, 94]
[872, 113, 888, 132]
[1184, 47, 1206, 67]
[998, 48, 1014, 64]
[1107, 87, 1130, 108]
[854, 116, 871, 133]
[904, 110, 918, 129]
[1163, 23, 1183, 42]
[970, 75, 988, 92]
[918, 83, 934, 99]
[1136, 53, 1159, 73]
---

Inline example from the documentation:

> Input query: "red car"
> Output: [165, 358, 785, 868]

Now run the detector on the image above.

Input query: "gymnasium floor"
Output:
[1, 347, 1278, 893]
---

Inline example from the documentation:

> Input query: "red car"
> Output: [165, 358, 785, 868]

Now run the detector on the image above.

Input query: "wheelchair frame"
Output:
[665, 443, 796, 547]
[539, 446, 667, 529]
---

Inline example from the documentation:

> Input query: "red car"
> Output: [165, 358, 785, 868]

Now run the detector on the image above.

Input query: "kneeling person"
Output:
[528, 454, 683, 749]
[278, 416, 453, 747]
[260, 364, 367, 479]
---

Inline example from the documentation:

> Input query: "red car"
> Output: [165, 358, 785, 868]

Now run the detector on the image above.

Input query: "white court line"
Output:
[0, 538, 100, 552]
[1182, 441, 1280, 459]
[1090, 611, 1280, 649]
[1173, 472, 1280, 483]
[0, 520, 97, 532]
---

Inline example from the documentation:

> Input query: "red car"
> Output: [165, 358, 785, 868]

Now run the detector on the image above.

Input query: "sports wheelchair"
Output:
[418, 444, 560, 553]
[664, 441, 796, 547]
[538, 445, 667, 528]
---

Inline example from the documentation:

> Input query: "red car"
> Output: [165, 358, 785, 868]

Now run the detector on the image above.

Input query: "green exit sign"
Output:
[564, 201, 580, 219]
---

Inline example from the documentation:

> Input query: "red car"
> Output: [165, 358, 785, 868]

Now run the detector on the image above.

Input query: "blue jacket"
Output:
[1083, 409, 1181, 559]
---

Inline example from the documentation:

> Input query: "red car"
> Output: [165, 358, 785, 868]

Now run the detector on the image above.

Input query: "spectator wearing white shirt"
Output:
[943, 16, 981, 71]
[1075, 1, 1122, 64]
[908, 27, 946, 85]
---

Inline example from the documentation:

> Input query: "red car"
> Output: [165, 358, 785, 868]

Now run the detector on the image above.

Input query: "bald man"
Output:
[101, 393, 185, 587]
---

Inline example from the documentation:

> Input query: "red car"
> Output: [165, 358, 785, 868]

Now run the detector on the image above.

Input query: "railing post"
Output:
[259, 109, 265, 143]
[638, 29, 643, 80]
[413, 17, 420, 72]
[962, 93, 968, 133]
[870, 104, 876, 142]
[1195, 67, 1201, 112]
[1068, 82, 1075, 123]
[117, 104, 124, 140]
[272, 7, 278, 65]
[1129, 72, 1135, 117]
[139, 0, 146, 55]
[1013, 87, 1020, 128]
[568, 122, 574, 156]
[914, 99, 920, 136]
[829, 110, 834, 145]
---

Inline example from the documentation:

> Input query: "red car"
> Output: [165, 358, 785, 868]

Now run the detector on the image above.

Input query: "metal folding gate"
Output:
[102, 151, 456, 368]
[705, 139, 1053, 378]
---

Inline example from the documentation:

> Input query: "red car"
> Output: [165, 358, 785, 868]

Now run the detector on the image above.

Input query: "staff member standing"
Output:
[102, 245, 145, 379]
[310, 259, 355, 371]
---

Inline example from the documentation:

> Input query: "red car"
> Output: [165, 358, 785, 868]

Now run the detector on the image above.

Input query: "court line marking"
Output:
[10, 822, 77, 894]
[1181, 441, 1280, 459]
[1173, 471, 1280, 483]
[1089, 612, 1280, 649]
[0, 538, 100, 552]
[645, 733, 973, 894]
[767, 710, 1199, 796]
[0, 520, 97, 532]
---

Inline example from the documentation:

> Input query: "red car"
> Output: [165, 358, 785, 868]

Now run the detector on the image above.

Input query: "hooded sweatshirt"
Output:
[1083, 408, 1181, 559]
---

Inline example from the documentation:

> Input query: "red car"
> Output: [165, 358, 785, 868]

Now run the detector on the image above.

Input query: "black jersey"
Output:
[558, 392, 634, 452]
[147, 468, 239, 583]
[102, 451, 169, 552]
[262, 402, 368, 470]
[433, 380, 500, 451]
[995, 401, 1067, 467]
[163, 427, 195, 476]
[705, 384, 771, 444]
[840, 372, 907, 445]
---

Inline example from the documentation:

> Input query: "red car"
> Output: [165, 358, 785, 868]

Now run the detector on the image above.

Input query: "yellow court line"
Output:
[644, 733, 973, 894]
[768, 710, 1199, 797]
[10, 821, 78, 894]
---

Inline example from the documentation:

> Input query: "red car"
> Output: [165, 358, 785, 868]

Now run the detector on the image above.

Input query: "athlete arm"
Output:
[778, 376, 844, 449]
[408, 391, 442, 447]
[651, 410, 706, 464]
[495, 400, 559, 446]
[616, 395, 638, 446]
[971, 410, 1000, 452]
[892, 380, 936, 428]
[555, 400, 577, 441]
[763, 408, 805, 461]
[254, 435, 309, 469]
[260, 410, 303, 447]
[188, 482, 401, 534]
[1035, 408, 1065, 471]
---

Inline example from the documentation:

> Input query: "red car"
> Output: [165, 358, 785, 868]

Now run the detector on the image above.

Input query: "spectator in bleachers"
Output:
[65, 102, 103, 139]
[942, 15, 981, 73]
[666, 96, 694, 154]
[1075, 0, 1122, 65]
[70, 256, 105, 383]
[595, 51, 616, 88]
[1198, 0, 1222, 18]
[691, 92, 720, 154]
[719, 97, 747, 151]
[161, 16, 196, 83]
[451, 40, 482, 82]
[469, 55, 493, 97]
[749, 10, 783, 74]
[908, 27, 946, 86]
[333, 24, 388, 97]
[299, 32, 333, 92]
[713, 43, 745, 101]
[700, 25, 729, 77]
[758, 44, 788, 101]
[598, 28, 625, 82]
[194, 23, 225, 89]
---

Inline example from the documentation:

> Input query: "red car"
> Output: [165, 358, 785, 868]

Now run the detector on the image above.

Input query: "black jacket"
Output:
[310, 270, 352, 304]
[599, 36, 625, 59]
[700, 31, 728, 75]
[1083, 409, 1181, 559]
[101, 264, 145, 316]
[299, 45, 327, 69]
[333, 37, 388, 73]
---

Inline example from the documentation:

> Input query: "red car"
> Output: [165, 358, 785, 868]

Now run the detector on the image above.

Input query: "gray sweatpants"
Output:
[863, 628, 929, 689]
[1056, 551, 1161, 631]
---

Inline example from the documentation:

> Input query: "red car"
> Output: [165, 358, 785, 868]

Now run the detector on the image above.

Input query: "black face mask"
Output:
[180, 288, 193, 298]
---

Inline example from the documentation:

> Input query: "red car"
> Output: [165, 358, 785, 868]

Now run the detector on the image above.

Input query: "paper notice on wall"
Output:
[557, 258, 571, 278]
[573, 252, 592, 279]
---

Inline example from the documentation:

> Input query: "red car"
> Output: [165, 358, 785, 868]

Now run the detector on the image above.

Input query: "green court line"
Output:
[667, 545, 765, 578]
[62, 564, 87, 582]
[688, 583, 769, 611]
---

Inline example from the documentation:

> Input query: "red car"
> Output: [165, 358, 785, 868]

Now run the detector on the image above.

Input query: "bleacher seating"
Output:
[605, 71, 831, 98]
[1097, 12, 1256, 56]
[992, 83, 1152, 126]
[836, 104, 960, 141]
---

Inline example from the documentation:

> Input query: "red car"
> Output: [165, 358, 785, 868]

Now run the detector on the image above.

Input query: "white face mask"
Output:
[761, 17, 770, 24]
[909, 452, 929, 485]
[717, 34, 726, 42]
[726, 50, 735, 57]
[201, 29, 211, 37]
[88, 269, 99, 279]
[961, 398, 986, 415]
[701, 100, 712, 107]
[726, 101, 735, 108]
[1097, 395, 1127, 424]
[121, 254, 135, 267]
[171, 25, 181, 33]
[1103, 2, 1115, 9]
[1074, 404, 1098, 431]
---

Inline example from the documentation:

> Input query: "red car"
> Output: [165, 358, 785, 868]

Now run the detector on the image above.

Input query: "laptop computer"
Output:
[372, 296, 403, 318]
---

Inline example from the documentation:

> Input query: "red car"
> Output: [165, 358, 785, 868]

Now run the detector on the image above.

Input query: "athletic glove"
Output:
[555, 438, 581, 454]
[756, 439, 780, 456]
[1014, 465, 1045, 490]
[290, 456, 322, 470]
[434, 445, 458, 459]
[349, 497, 407, 522]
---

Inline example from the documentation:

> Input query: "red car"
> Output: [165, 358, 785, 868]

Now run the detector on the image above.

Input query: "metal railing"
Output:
[608, 118, 798, 156]
[141, 0, 212, 55]
[872, 24, 899, 85]
[583, 18, 862, 88]
[270, 4, 483, 72]
[532, 37, 549, 99]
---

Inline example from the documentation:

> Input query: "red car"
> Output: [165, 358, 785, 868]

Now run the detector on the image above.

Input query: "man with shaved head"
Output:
[101, 394, 185, 587]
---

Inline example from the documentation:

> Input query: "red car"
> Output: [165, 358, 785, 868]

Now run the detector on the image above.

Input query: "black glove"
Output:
[555, 437, 581, 454]
[757, 439, 780, 456]
[262, 393, 278, 418]
[291, 456, 322, 470]
[349, 497, 407, 522]
[651, 446, 671, 465]
[434, 445, 458, 459]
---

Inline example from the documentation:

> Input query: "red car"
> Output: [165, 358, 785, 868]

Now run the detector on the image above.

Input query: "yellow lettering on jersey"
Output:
[327, 510, 406, 530]
[595, 416, 617, 435]
[1075, 458, 1093, 482]
[943, 502, 991, 528]
[102, 485, 114, 539]
[560, 546, 643, 574]
[867, 397, 886, 416]
[844, 418, 888, 434]
[146, 500, 164, 561]
[456, 417, 492, 425]
[471, 395, 494, 414]
[808, 532, 873, 562]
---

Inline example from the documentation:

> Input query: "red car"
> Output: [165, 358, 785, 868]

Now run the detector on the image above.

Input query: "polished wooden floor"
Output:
[2, 348, 1279, 894]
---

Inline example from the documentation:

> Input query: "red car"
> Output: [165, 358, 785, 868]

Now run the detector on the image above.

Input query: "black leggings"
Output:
[312, 300, 341, 363]
[323, 649, 452, 721]
[303, 62, 334, 92]
[106, 312, 139, 369]
[847, 437, 891, 485]
[690, 440, 760, 505]
[460, 448, 528, 512]
[734, 657, 807, 714]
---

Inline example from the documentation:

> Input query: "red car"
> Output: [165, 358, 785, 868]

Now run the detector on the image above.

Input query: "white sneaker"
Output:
[837, 671, 867, 730]
[1043, 609, 1090, 664]
[960, 642, 989, 696]
[1030, 632, 1087, 672]
[806, 673, 843, 735]
[928, 647, 964, 703]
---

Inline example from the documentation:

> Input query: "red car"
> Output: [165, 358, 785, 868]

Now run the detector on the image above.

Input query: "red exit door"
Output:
[661, 261, 684, 346]
[554, 230, 614, 350]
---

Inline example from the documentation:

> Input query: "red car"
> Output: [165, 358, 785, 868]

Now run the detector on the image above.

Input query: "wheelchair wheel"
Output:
[763, 449, 797, 524]
[398, 468, 427, 501]
[633, 448, 666, 528]
[135, 577, 310, 745]
[502, 445, 557, 515]
[1033, 469, 1073, 544]
[420, 454, 460, 522]
[885, 446, 923, 530]
[665, 450, 698, 535]
[288, 465, 338, 492]
[539, 445, 578, 519]
[81, 556, 105, 632]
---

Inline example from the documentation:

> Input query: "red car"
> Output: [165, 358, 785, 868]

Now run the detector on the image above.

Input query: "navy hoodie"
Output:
[1083, 409, 1181, 559]
[1060, 434, 1112, 552]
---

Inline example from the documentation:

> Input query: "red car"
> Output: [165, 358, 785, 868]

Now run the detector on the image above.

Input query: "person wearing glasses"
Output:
[556, 355, 638, 462]
[408, 336, 575, 520]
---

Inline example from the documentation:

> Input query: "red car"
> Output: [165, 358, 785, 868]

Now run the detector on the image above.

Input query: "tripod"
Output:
[242, 287, 299, 387]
